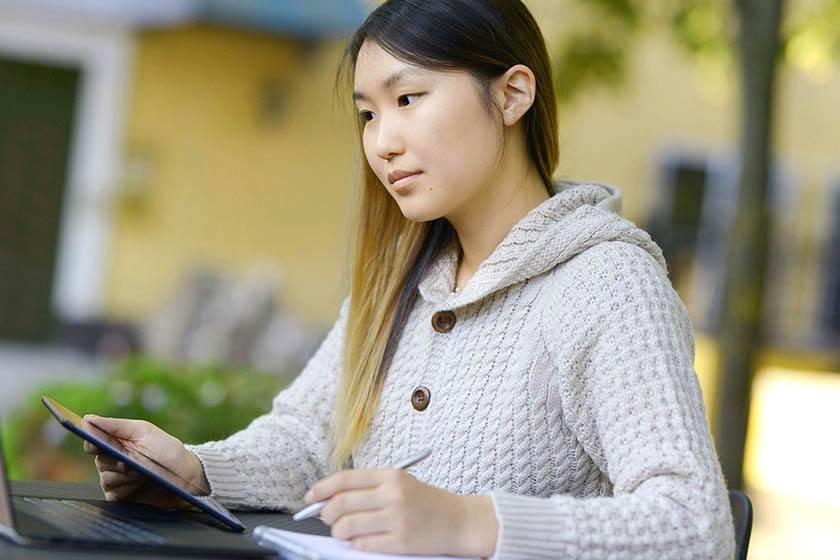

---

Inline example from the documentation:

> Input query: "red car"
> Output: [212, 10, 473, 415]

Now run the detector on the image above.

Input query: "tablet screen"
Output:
[50, 399, 208, 496]
[41, 396, 243, 530]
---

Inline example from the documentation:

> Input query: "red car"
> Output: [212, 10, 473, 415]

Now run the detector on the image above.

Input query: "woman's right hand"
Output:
[81, 415, 210, 510]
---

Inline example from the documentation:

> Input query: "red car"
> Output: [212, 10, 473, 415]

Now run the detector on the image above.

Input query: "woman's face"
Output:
[353, 40, 503, 222]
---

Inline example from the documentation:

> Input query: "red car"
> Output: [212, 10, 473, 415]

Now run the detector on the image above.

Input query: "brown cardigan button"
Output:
[431, 310, 456, 333]
[411, 386, 430, 411]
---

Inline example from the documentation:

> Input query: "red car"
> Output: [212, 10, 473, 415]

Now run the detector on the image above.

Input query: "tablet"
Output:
[41, 395, 245, 532]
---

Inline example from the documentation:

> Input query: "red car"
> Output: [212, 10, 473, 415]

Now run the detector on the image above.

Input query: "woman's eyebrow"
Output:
[353, 68, 428, 102]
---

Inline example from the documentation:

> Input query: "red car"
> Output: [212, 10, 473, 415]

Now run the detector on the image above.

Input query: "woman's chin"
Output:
[395, 201, 442, 223]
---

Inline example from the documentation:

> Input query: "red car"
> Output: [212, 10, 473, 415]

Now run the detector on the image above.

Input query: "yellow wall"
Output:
[106, 8, 840, 338]
[105, 26, 359, 327]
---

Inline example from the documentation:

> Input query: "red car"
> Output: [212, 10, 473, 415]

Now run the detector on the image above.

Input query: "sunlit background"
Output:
[0, 1, 838, 558]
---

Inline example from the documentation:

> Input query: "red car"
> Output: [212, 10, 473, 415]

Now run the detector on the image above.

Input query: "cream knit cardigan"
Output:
[187, 180, 736, 559]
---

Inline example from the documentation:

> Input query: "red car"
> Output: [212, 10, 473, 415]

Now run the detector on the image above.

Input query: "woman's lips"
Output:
[392, 171, 422, 192]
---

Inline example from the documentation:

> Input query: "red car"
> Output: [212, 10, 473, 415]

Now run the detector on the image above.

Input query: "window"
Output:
[647, 148, 797, 338]
[819, 179, 840, 338]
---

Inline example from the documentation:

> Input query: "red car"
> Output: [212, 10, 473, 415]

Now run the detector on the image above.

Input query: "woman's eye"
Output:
[358, 94, 421, 124]
[398, 93, 422, 107]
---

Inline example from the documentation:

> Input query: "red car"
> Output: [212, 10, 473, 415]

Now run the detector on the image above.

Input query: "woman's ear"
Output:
[495, 64, 536, 127]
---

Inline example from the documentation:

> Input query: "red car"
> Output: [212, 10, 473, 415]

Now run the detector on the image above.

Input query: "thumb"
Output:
[84, 415, 145, 440]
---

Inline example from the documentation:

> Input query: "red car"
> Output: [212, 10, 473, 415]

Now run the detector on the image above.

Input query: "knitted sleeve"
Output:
[183, 296, 349, 512]
[488, 242, 735, 559]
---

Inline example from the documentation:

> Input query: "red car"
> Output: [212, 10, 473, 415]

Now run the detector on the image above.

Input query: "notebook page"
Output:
[253, 526, 481, 560]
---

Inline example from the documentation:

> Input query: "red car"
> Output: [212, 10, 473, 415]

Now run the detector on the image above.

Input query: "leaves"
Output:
[584, 0, 644, 28]
[1, 355, 290, 481]
[783, 0, 840, 77]
[554, 32, 629, 102]
[669, 0, 731, 58]
[551, 1, 645, 102]
[553, 0, 840, 103]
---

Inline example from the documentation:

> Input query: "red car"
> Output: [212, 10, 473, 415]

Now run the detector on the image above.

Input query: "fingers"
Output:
[307, 469, 392, 504]
[94, 454, 130, 474]
[99, 463, 143, 502]
[83, 415, 147, 440]
[319, 488, 380, 526]
[102, 478, 143, 501]
[82, 440, 99, 455]
[330, 509, 391, 541]
[350, 533, 406, 555]
[100, 469, 141, 490]
[80, 418, 102, 455]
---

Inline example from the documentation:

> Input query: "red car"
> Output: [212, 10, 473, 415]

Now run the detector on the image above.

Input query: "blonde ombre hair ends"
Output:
[330, 0, 559, 469]
[330, 165, 433, 469]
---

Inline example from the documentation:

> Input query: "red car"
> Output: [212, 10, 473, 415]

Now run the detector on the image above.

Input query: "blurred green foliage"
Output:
[554, 0, 840, 103]
[1, 355, 289, 481]
[783, 0, 840, 72]
[554, 31, 630, 101]
[670, 1, 729, 59]
[553, 0, 643, 102]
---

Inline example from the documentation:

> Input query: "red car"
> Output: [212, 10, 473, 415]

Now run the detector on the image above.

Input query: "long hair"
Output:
[330, 0, 559, 469]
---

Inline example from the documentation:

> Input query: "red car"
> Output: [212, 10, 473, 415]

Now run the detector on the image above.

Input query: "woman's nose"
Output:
[374, 116, 404, 160]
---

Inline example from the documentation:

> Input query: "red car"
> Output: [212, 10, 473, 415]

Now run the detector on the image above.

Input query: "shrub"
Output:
[2, 354, 290, 481]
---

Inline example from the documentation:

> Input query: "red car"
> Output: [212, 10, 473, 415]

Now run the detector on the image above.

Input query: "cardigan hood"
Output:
[417, 179, 667, 308]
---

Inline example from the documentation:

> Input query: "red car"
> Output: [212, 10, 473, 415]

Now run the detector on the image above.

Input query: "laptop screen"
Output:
[0, 431, 18, 532]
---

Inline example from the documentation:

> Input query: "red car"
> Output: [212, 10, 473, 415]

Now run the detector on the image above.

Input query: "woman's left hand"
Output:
[305, 468, 498, 557]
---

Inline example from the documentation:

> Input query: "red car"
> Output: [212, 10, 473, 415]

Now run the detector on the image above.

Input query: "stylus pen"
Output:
[292, 447, 432, 522]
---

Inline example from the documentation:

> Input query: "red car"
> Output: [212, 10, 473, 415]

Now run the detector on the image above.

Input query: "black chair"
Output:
[729, 490, 753, 560]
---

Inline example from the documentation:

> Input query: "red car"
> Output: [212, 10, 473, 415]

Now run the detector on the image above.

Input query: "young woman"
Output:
[83, 0, 736, 557]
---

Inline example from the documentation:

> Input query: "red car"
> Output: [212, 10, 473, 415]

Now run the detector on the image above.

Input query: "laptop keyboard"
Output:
[14, 497, 167, 544]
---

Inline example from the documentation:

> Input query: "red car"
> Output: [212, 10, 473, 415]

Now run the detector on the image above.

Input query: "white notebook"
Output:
[252, 526, 481, 560]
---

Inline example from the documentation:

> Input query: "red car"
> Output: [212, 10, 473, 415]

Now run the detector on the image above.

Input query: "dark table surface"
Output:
[2, 480, 330, 559]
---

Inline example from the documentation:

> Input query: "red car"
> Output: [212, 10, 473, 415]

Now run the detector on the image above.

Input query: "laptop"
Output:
[0, 410, 274, 556]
